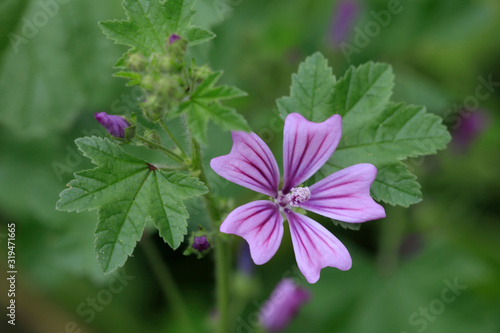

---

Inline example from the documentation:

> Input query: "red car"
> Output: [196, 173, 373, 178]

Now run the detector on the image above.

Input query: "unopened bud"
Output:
[94, 112, 130, 138]
[169, 34, 181, 44]
[143, 130, 161, 149]
[192, 235, 210, 252]
[141, 95, 164, 121]
[190, 65, 212, 83]
[126, 52, 147, 72]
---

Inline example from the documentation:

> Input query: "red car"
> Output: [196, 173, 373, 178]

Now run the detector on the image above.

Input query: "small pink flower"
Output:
[259, 278, 310, 332]
[210, 113, 385, 283]
[94, 112, 130, 138]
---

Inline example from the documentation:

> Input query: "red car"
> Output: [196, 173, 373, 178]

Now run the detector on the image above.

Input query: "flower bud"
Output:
[169, 34, 181, 44]
[141, 95, 164, 121]
[94, 112, 130, 138]
[126, 52, 147, 72]
[158, 55, 174, 73]
[189, 64, 212, 83]
[192, 235, 210, 252]
[141, 74, 156, 91]
[167, 36, 187, 58]
[142, 130, 161, 149]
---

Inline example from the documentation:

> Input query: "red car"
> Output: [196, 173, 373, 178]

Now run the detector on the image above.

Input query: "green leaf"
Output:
[56, 137, 207, 273]
[333, 103, 451, 166]
[332, 219, 361, 231]
[114, 71, 142, 85]
[333, 62, 394, 117]
[319, 162, 422, 208]
[370, 163, 422, 207]
[177, 71, 250, 144]
[185, 26, 216, 46]
[322, 101, 449, 206]
[281, 55, 450, 207]
[99, 0, 214, 56]
[277, 52, 336, 122]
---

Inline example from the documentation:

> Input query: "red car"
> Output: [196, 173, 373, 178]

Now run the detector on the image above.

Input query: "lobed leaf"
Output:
[277, 52, 336, 122]
[99, 0, 215, 57]
[57, 137, 207, 273]
[177, 71, 250, 144]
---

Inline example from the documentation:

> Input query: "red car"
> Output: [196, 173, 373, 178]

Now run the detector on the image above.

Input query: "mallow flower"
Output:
[259, 278, 310, 332]
[210, 113, 385, 283]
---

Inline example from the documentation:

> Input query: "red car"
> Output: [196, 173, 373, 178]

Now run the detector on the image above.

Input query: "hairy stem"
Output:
[376, 207, 406, 276]
[160, 120, 188, 158]
[191, 139, 231, 333]
[136, 135, 185, 164]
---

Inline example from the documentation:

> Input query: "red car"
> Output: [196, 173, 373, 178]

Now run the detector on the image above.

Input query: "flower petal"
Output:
[282, 113, 342, 193]
[221, 201, 284, 265]
[302, 163, 386, 222]
[210, 131, 280, 197]
[285, 210, 351, 283]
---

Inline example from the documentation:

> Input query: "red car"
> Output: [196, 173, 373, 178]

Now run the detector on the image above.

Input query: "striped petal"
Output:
[285, 210, 351, 283]
[220, 201, 284, 265]
[302, 163, 386, 223]
[282, 113, 342, 193]
[210, 131, 280, 197]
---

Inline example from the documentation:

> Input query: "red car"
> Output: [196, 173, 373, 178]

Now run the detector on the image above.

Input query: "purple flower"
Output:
[169, 34, 181, 44]
[94, 112, 130, 138]
[452, 109, 489, 152]
[329, 0, 360, 45]
[259, 278, 310, 332]
[192, 235, 210, 252]
[210, 113, 385, 283]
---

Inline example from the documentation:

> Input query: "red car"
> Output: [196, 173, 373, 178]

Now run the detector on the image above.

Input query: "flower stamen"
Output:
[286, 187, 311, 207]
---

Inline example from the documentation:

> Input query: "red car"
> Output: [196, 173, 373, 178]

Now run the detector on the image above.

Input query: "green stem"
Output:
[141, 237, 194, 333]
[160, 120, 188, 158]
[376, 207, 407, 276]
[191, 139, 231, 333]
[136, 135, 185, 164]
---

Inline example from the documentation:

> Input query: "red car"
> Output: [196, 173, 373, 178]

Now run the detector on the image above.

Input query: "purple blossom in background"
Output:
[193, 235, 210, 252]
[210, 113, 385, 283]
[94, 112, 130, 138]
[452, 110, 489, 152]
[259, 278, 310, 332]
[237, 242, 254, 276]
[169, 34, 181, 44]
[329, 0, 360, 45]
[399, 233, 424, 260]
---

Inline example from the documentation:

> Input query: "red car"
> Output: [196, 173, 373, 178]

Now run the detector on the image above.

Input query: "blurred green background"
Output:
[1, 0, 499, 332]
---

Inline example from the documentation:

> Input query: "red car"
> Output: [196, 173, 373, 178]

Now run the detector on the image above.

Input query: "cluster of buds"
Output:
[124, 34, 191, 122]
[96, 34, 214, 139]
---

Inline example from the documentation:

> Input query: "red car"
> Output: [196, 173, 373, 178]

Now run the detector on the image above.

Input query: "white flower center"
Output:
[286, 187, 311, 207]
[276, 187, 311, 208]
